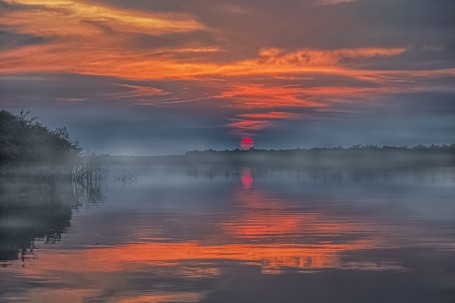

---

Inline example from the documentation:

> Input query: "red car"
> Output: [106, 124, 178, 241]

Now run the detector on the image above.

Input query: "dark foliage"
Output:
[179, 144, 455, 169]
[96, 144, 455, 170]
[0, 110, 107, 261]
[0, 110, 81, 167]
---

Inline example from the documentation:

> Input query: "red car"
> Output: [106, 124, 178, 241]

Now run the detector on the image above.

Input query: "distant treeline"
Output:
[0, 110, 80, 170]
[180, 145, 455, 169]
[185, 144, 455, 154]
[101, 144, 455, 169]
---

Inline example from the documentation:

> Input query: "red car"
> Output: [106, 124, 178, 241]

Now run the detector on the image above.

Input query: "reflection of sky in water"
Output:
[1, 165, 455, 302]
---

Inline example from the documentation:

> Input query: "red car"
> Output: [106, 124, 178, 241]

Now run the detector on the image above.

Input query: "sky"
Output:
[1, 0, 454, 155]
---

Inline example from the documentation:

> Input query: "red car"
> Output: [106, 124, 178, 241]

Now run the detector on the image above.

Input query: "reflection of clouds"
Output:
[2, 189, 392, 280]
[2, 167, 455, 302]
[220, 189, 384, 272]
[4, 239, 378, 277]
[117, 293, 204, 303]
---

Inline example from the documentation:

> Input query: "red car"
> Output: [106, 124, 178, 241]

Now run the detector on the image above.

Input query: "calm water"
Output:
[1, 164, 455, 302]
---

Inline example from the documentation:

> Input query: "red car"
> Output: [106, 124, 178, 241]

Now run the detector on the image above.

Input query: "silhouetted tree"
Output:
[0, 110, 81, 168]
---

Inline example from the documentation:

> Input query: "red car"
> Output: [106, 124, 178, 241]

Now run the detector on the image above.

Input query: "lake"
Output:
[1, 164, 455, 302]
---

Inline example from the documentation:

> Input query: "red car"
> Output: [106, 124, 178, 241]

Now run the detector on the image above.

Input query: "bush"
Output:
[0, 110, 81, 167]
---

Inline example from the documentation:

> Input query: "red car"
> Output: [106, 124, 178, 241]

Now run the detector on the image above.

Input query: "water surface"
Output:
[1, 165, 455, 302]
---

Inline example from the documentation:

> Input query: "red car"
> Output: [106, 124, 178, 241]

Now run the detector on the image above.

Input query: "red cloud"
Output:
[237, 111, 304, 120]
[226, 119, 273, 131]
[217, 84, 323, 109]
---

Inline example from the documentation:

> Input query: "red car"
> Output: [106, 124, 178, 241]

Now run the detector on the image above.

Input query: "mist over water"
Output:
[1, 163, 454, 302]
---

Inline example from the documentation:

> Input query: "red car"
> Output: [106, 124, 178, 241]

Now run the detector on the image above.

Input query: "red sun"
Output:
[240, 137, 254, 150]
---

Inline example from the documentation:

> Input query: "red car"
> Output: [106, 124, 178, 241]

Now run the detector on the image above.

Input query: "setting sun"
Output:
[240, 137, 254, 150]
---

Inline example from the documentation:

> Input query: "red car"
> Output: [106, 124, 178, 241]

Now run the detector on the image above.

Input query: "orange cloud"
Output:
[0, 0, 409, 83]
[116, 293, 204, 303]
[2, 0, 453, 126]
[0, 0, 211, 79]
[228, 111, 305, 134]
[217, 84, 323, 109]
[226, 119, 273, 133]
[256, 47, 406, 66]
[2, 0, 452, 95]
[238, 111, 305, 120]
[208, 48, 410, 80]
[114, 84, 170, 99]
[2, 0, 204, 37]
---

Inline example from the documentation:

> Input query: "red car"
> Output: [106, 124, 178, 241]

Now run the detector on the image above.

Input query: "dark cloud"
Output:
[0, 73, 123, 102]
[0, 73, 238, 154]
[343, 44, 455, 70]
[90, 0, 455, 50]
[0, 29, 46, 50]
[80, 20, 115, 35]
[252, 91, 455, 149]
[0, 0, 33, 10]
